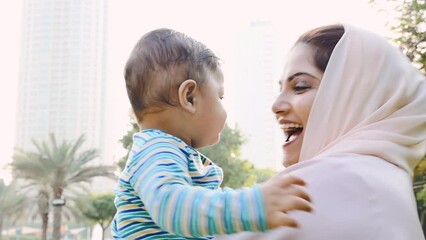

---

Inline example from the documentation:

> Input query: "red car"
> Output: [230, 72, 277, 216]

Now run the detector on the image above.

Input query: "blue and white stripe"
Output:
[112, 129, 266, 239]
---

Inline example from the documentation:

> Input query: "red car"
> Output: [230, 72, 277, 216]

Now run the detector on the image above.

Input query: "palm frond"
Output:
[72, 134, 86, 152]
[11, 133, 117, 235]
[67, 149, 99, 175]
[65, 166, 116, 186]
[0, 180, 28, 222]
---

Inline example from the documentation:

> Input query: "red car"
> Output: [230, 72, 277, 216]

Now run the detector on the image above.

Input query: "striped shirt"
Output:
[111, 129, 266, 239]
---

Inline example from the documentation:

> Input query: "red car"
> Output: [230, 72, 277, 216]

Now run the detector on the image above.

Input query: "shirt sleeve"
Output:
[128, 138, 267, 237]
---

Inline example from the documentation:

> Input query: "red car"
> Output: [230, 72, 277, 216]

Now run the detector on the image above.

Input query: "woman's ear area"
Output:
[178, 79, 198, 113]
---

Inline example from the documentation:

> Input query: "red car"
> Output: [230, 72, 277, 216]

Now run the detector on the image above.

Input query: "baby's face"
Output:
[191, 68, 227, 148]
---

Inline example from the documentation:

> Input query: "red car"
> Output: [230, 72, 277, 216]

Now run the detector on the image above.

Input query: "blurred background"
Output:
[0, 0, 425, 239]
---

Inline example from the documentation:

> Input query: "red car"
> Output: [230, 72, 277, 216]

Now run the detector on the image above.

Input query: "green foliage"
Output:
[13, 134, 117, 193]
[391, 0, 426, 73]
[80, 193, 116, 226]
[0, 180, 27, 239]
[8, 150, 52, 240]
[200, 125, 249, 188]
[371, 0, 426, 73]
[415, 158, 426, 203]
[199, 125, 275, 188]
[12, 133, 117, 240]
[79, 193, 116, 240]
[253, 168, 277, 183]
[118, 121, 139, 170]
[418, 183, 426, 202]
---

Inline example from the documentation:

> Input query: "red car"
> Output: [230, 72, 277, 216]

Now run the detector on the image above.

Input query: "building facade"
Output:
[16, 0, 108, 165]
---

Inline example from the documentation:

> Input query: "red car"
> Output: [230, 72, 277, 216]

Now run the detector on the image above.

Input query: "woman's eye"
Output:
[293, 85, 311, 93]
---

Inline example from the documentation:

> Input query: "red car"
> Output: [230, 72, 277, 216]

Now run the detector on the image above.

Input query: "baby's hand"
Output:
[260, 174, 313, 229]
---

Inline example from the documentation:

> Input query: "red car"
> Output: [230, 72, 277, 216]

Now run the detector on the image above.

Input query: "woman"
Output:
[218, 24, 426, 239]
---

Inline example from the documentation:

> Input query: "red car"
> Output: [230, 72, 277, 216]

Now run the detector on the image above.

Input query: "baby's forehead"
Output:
[206, 67, 224, 83]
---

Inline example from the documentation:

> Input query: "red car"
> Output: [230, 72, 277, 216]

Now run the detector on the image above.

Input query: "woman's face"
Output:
[272, 43, 323, 167]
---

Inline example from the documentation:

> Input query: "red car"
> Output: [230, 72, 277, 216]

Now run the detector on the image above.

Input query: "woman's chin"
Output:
[282, 154, 299, 168]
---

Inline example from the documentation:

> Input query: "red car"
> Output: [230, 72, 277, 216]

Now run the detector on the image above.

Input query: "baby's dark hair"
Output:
[296, 24, 345, 72]
[124, 28, 221, 122]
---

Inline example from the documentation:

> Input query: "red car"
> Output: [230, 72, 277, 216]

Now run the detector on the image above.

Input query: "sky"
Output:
[0, 0, 395, 183]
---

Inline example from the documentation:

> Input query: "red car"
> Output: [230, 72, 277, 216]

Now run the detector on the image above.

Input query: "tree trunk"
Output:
[38, 190, 50, 240]
[41, 212, 48, 240]
[52, 187, 63, 240]
[0, 218, 3, 240]
[101, 227, 105, 240]
[52, 205, 62, 240]
[101, 223, 106, 240]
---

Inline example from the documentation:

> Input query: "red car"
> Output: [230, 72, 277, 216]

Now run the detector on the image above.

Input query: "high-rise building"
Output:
[15, 0, 108, 166]
[232, 20, 285, 169]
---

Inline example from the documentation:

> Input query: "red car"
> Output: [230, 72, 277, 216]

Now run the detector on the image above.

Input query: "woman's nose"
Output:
[272, 93, 291, 115]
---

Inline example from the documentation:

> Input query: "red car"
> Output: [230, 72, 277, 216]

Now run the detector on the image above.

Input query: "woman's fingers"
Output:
[278, 196, 313, 213]
[267, 212, 299, 229]
[275, 174, 306, 187]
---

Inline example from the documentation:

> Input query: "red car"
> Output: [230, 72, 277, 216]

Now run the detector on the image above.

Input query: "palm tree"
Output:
[0, 180, 27, 239]
[37, 188, 50, 240]
[12, 150, 51, 240]
[13, 133, 117, 240]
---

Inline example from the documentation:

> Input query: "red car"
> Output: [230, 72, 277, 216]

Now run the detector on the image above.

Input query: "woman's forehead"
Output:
[282, 43, 323, 81]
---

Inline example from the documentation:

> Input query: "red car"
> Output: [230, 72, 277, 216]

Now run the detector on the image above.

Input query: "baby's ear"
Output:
[178, 79, 197, 114]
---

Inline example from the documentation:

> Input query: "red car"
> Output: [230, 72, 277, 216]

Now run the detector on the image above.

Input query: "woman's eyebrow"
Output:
[287, 72, 319, 82]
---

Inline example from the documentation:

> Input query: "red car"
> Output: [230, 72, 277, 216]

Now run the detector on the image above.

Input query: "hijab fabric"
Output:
[300, 24, 426, 176]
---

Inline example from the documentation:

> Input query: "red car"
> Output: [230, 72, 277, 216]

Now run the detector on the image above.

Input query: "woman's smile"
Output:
[272, 43, 322, 167]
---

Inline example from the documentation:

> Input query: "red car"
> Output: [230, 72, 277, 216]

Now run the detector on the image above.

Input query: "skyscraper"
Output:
[15, 0, 108, 165]
[232, 20, 285, 169]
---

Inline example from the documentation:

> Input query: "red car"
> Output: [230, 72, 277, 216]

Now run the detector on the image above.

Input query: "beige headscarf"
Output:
[300, 24, 426, 176]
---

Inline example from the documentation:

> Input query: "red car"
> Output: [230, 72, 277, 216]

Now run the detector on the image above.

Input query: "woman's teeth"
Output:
[280, 123, 303, 131]
[280, 123, 303, 142]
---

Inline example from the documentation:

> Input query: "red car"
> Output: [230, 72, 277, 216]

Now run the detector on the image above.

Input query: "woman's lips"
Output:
[283, 129, 302, 147]
[279, 122, 303, 147]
